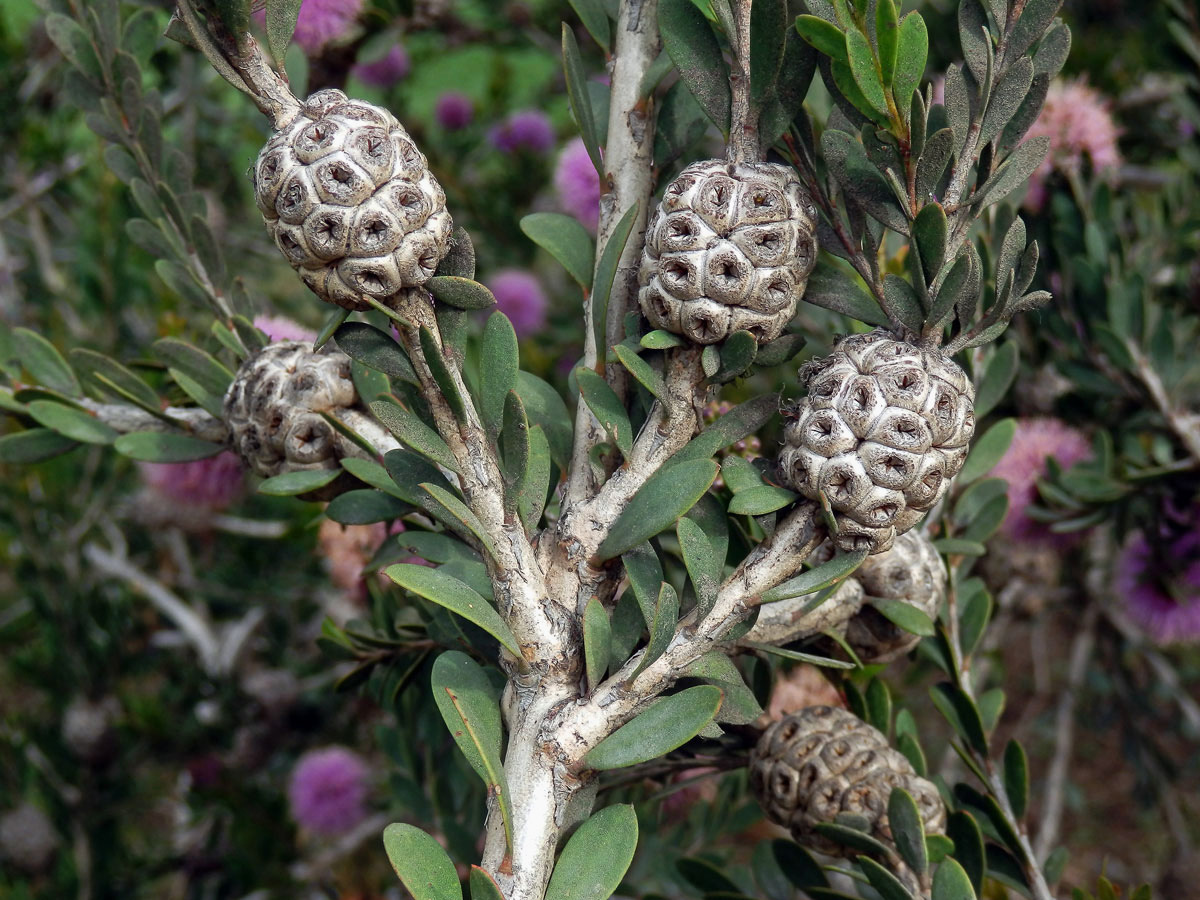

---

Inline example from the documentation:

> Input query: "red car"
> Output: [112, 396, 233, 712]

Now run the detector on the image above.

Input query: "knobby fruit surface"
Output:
[780, 330, 975, 553]
[749, 705, 945, 855]
[254, 90, 453, 310]
[638, 159, 817, 345]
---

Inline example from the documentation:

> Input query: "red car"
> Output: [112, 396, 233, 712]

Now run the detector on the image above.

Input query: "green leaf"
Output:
[677, 516, 721, 621]
[630, 582, 680, 681]
[419, 483, 498, 561]
[436, 227, 477, 280]
[713, 330, 758, 384]
[596, 459, 718, 560]
[875, 0, 900, 86]
[795, 15, 848, 62]
[683, 651, 765, 723]
[27, 401, 118, 445]
[803, 261, 890, 327]
[930, 682, 988, 755]
[913, 202, 948, 283]
[980, 55, 1033, 146]
[593, 203, 641, 366]
[562, 24, 604, 175]
[845, 29, 889, 117]
[888, 789, 928, 875]
[427, 276, 496, 310]
[14, 328, 81, 397]
[760, 550, 868, 603]
[973, 342, 1018, 419]
[519, 425, 552, 530]
[326, 489, 410, 525]
[728, 484, 797, 516]
[500, 391, 530, 514]
[1009, 0, 1064, 61]
[584, 597, 613, 692]
[383, 448, 458, 507]
[479, 313, 520, 435]
[417, 326, 466, 421]
[973, 136, 1049, 209]
[0, 429, 79, 464]
[315, 307, 351, 351]
[946, 812, 986, 894]
[516, 372, 573, 470]
[545, 805, 638, 900]
[659, 0, 731, 131]
[388, 565, 520, 656]
[1003, 739, 1029, 819]
[586, 685, 723, 769]
[520, 213, 595, 290]
[884, 276, 924, 333]
[258, 468, 342, 496]
[958, 418, 1016, 483]
[772, 840, 829, 890]
[569, 0, 611, 51]
[113, 432, 225, 463]
[577, 368, 634, 457]
[931, 858, 977, 900]
[641, 330, 686, 350]
[612, 343, 669, 402]
[672, 393, 780, 464]
[429, 651, 512, 852]
[623, 542, 665, 629]
[931, 538, 986, 556]
[869, 597, 935, 637]
[153, 338, 234, 398]
[470, 867, 506, 900]
[858, 857, 915, 900]
[749, 0, 788, 109]
[382, 823, 462, 900]
[811, 822, 893, 858]
[69, 348, 160, 409]
[371, 399, 460, 473]
[957, 580, 993, 657]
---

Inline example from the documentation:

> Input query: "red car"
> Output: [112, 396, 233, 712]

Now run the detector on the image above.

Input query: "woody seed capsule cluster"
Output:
[223, 341, 359, 479]
[845, 530, 945, 662]
[254, 89, 453, 310]
[749, 705, 945, 855]
[638, 159, 817, 345]
[780, 330, 975, 553]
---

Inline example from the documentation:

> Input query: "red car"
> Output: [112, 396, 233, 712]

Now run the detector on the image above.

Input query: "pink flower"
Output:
[288, 747, 371, 835]
[990, 417, 1091, 546]
[353, 44, 409, 88]
[435, 92, 474, 131]
[554, 138, 602, 233]
[253, 314, 317, 344]
[255, 0, 363, 55]
[1022, 78, 1121, 211]
[488, 110, 554, 155]
[1115, 530, 1200, 645]
[139, 451, 245, 511]
[318, 519, 388, 600]
[486, 270, 548, 338]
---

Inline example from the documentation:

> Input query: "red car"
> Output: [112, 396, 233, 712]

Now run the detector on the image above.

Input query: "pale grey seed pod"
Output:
[61, 696, 118, 765]
[779, 330, 975, 554]
[638, 159, 817, 345]
[0, 803, 60, 875]
[749, 705, 945, 856]
[253, 90, 453, 310]
[223, 341, 363, 491]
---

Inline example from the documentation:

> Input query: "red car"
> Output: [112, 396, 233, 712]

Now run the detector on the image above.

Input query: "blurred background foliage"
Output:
[0, 0, 1198, 898]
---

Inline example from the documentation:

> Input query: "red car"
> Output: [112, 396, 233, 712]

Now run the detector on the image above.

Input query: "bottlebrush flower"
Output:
[990, 417, 1091, 545]
[253, 314, 317, 344]
[288, 746, 371, 835]
[1023, 78, 1121, 211]
[435, 92, 474, 131]
[353, 44, 410, 88]
[554, 138, 601, 233]
[488, 110, 554, 155]
[1115, 529, 1200, 645]
[139, 451, 246, 511]
[486, 270, 548, 338]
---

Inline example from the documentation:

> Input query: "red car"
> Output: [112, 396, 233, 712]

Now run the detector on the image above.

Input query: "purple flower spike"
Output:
[288, 746, 371, 835]
[554, 138, 601, 233]
[1116, 530, 1200, 646]
[353, 44, 410, 88]
[488, 110, 555, 155]
[990, 417, 1092, 546]
[255, 0, 364, 55]
[139, 451, 245, 511]
[487, 270, 548, 338]
[435, 92, 475, 131]
[253, 314, 317, 344]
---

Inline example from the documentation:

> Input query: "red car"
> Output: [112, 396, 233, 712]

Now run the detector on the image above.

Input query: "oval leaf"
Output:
[114, 432, 225, 463]
[545, 805, 638, 900]
[258, 467, 341, 496]
[382, 823, 462, 900]
[520, 213, 594, 290]
[586, 684, 723, 769]
[595, 459, 718, 560]
[27, 400, 118, 445]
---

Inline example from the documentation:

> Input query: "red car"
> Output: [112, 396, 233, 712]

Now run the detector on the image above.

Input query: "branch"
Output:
[1127, 339, 1200, 462]
[739, 576, 864, 647]
[78, 399, 228, 442]
[726, 0, 759, 164]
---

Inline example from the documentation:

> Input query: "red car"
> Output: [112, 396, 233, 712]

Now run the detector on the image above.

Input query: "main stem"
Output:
[727, 0, 759, 165]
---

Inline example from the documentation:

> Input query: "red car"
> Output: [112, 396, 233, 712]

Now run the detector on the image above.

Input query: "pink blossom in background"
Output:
[1115, 530, 1200, 645]
[287, 746, 371, 835]
[486, 270, 548, 337]
[1022, 78, 1121, 210]
[253, 314, 317, 344]
[434, 92, 474, 131]
[554, 138, 602, 233]
[488, 110, 555, 154]
[139, 451, 245, 511]
[353, 44, 410, 88]
[990, 417, 1092, 545]
[253, 0, 363, 55]
[317, 519, 388, 599]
